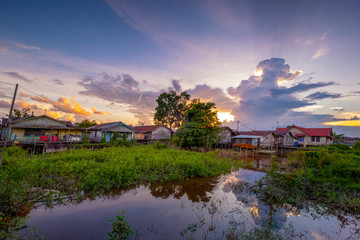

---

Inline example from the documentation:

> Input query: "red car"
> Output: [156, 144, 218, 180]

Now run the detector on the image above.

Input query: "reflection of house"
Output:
[286, 125, 333, 146]
[5, 115, 83, 143]
[132, 125, 171, 141]
[232, 131, 273, 148]
[87, 122, 137, 142]
[217, 127, 235, 144]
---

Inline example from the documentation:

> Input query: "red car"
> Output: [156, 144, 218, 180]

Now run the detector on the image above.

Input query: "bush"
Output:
[153, 141, 166, 149]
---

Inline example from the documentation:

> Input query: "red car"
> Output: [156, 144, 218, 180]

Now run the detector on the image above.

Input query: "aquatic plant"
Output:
[108, 211, 138, 240]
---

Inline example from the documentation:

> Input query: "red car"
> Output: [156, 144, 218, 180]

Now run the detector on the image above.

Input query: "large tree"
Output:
[173, 99, 221, 148]
[154, 90, 191, 132]
[7, 108, 30, 120]
[77, 119, 97, 128]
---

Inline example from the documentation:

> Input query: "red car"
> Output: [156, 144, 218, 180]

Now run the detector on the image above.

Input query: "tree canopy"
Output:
[8, 108, 30, 120]
[154, 90, 191, 132]
[77, 119, 97, 128]
[173, 99, 221, 148]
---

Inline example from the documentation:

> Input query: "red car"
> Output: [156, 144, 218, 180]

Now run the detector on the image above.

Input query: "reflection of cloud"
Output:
[2, 71, 33, 83]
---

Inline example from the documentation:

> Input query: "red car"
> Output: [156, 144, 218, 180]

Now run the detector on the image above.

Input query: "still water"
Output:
[23, 166, 359, 239]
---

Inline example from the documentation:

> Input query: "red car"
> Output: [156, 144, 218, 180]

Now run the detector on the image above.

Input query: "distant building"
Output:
[132, 125, 171, 141]
[279, 125, 333, 146]
[87, 122, 137, 142]
[232, 130, 273, 148]
[217, 127, 236, 144]
[3, 115, 83, 143]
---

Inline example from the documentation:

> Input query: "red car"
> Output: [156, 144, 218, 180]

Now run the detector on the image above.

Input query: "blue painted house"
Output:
[87, 121, 137, 142]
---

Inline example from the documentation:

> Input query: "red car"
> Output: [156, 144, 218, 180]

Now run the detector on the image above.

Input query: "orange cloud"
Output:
[324, 120, 360, 127]
[92, 106, 111, 115]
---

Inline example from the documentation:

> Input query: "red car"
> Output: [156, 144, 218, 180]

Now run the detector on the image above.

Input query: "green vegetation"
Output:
[154, 90, 191, 132]
[0, 145, 236, 217]
[173, 99, 221, 148]
[76, 119, 97, 128]
[253, 148, 360, 216]
[108, 211, 138, 240]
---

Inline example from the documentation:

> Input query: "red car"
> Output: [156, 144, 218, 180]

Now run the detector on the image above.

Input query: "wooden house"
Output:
[5, 115, 83, 143]
[132, 125, 171, 141]
[286, 125, 333, 146]
[232, 130, 273, 148]
[87, 122, 137, 142]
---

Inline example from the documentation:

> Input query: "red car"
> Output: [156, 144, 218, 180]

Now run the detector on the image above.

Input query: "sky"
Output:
[0, 0, 360, 136]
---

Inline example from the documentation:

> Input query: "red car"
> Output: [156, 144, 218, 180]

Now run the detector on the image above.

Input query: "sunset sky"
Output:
[1, 0, 360, 136]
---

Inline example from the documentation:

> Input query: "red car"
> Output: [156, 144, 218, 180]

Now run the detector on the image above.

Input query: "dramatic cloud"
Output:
[30, 95, 91, 116]
[306, 91, 342, 100]
[2, 71, 32, 83]
[187, 84, 235, 112]
[15, 43, 41, 51]
[227, 58, 334, 127]
[270, 82, 335, 96]
[53, 79, 64, 85]
[79, 73, 162, 121]
[0, 100, 10, 108]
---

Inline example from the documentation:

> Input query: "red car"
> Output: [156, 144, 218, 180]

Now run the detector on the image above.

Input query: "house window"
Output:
[24, 129, 32, 137]
[316, 136, 320, 142]
[311, 136, 315, 142]
[297, 137, 304, 142]
[39, 130, 45, 136]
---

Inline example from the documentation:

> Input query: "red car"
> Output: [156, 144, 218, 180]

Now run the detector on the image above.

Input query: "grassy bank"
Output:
[0, 145, 237, 217]
[253, 146, 360, 216]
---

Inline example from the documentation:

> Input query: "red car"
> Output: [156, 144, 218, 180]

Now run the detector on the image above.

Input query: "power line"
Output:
[0, 81, 16, 86]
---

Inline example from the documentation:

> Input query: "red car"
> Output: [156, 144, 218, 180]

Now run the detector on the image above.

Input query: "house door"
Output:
[105, 133, 111, 142]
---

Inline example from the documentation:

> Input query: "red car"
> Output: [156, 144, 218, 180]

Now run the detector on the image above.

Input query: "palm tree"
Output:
[333, 132, 345, 144]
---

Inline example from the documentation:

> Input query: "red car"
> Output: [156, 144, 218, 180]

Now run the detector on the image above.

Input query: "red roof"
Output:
[132, 125, 164, 133]
[291, 125, 332, 137]
[274, 128, 289, 136]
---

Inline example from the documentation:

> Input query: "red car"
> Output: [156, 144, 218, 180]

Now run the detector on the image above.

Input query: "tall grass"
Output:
[254, 147, 360, 216]
[0, 145, 235, 217]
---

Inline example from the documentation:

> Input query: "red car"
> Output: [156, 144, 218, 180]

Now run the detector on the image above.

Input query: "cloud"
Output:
[30, 95, 91, 116]
[0, 100, 10, 108]
[171, 79, 182, 92]
[14, 100, 42, 111]
[270, 82, 335, 96]
[312, 48, 329, 59]
[79, 73, 162, 121]
[53, 79, 64, 85]
[2, 71, 32, 83]
[306, 91, 342, 100]
[0, 46, 7, 53]
[187, 84, 235, 112]
[319, 31, 330, 41]
[330, 107, 345, 112]
[226, 58, 334, 127]
[15, 43, 41, 51]
[92, 107, 111, 115]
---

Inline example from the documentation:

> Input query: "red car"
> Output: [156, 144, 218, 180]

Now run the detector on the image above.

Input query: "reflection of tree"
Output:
[148, 177, 219, 203]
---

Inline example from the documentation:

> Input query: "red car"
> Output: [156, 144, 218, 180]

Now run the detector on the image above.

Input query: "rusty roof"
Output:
[237, 130, 273, 136]
[132, 125, 167, 133]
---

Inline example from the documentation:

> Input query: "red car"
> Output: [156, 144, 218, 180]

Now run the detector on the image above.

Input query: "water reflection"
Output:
[148, 177, 219, 202]
[21, 168, 359, 240]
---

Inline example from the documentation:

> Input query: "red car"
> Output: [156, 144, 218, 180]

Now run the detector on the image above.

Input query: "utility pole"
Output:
[0, 83, 18, 167]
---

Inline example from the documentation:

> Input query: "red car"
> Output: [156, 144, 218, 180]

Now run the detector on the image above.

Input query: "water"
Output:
[21, 168, 359, 239]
